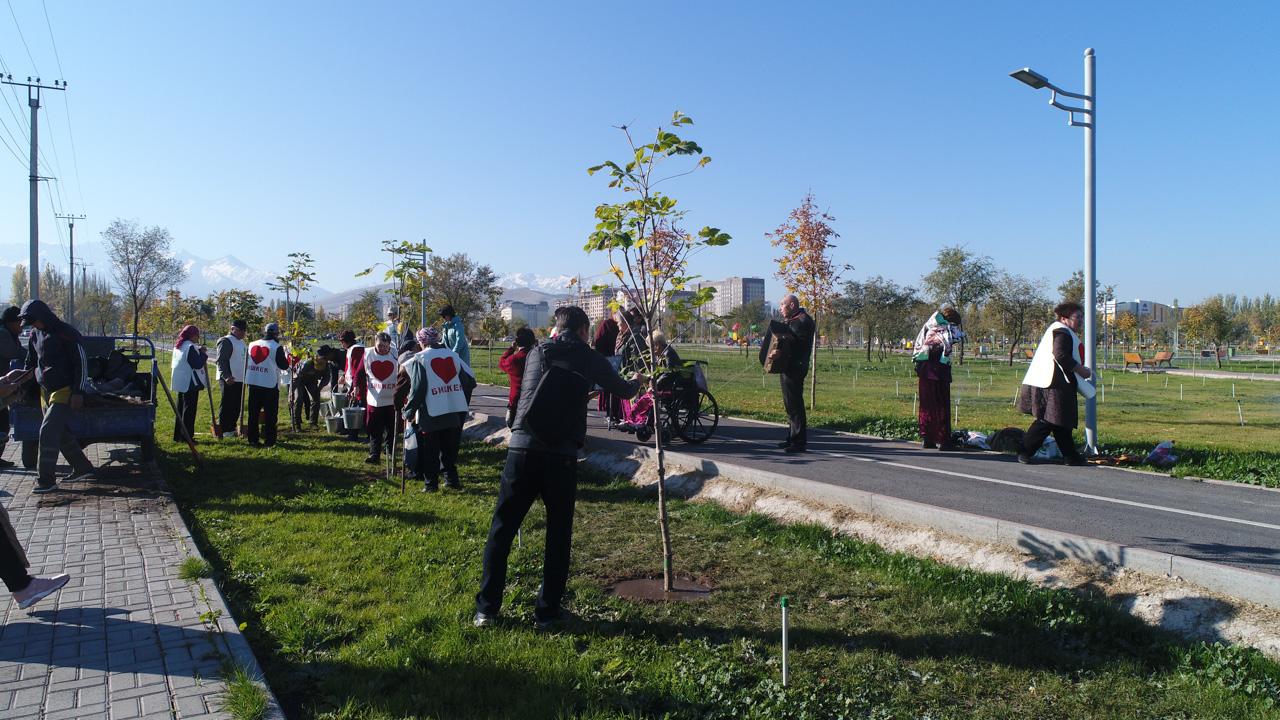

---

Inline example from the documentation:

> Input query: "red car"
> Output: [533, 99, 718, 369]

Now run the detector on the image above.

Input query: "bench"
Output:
[1024, 349, 1035, 360]
[1123, 352, 1145, 369]
[1151, 351, 1174, 368]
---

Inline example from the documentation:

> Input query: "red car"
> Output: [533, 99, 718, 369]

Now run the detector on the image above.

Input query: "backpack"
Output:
[521, 348, 590, 447]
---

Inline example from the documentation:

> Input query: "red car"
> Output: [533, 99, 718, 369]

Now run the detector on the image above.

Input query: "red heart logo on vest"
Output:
[370, 360, 394, 381]
[249, 345, 269, 364]
[430, 356, 457, 384]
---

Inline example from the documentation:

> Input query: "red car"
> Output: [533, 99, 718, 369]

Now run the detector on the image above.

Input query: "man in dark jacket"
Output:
[0, 306, 26, 466]
[759, 294, 816, 453]
[475, 306, 641, 630]
[20, 300, 95, 492]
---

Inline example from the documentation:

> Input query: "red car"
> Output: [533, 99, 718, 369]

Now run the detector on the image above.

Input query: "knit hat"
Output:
[417, 327, 439, 346]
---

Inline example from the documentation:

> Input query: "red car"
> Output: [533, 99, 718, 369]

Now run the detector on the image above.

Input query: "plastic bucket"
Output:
[343, 406, 365, 430]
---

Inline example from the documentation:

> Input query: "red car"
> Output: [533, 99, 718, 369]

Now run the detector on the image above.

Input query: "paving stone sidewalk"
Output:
[0, 441, 280, 719]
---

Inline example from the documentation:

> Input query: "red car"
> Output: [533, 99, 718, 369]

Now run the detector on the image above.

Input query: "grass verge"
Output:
[220, 662, 270, 720]
[153, 391, 1280, 719]
[178, 556, 214, 581]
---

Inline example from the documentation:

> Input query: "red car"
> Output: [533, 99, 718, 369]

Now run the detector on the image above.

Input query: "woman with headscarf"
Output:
[403, 326, 473, 491]
[912, 307, 962, 450]
[170, 325, 209, 443]
[1017, 302, 1092, 466]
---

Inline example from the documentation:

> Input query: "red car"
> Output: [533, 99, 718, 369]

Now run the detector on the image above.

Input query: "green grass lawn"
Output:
[471, 344, 1280, 487]
[154, 387, 1280, 719]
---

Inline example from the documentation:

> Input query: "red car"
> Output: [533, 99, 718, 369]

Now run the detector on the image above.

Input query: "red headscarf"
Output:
[175, 324, 200, 349]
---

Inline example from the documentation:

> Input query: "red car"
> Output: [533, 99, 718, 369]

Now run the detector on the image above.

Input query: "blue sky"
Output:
[0, 0, 1275, 305]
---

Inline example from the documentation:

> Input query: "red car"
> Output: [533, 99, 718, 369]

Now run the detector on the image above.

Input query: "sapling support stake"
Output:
[781, 596, 790, 687]
[1180, 384, 1184, 401]
[911, 393, 917, 418]
[895, 380, 900, 398]
[1237, 401, 1245, 427]
[1232, 383, 1236, 399]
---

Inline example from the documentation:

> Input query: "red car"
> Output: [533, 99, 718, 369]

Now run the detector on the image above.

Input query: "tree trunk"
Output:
[651, 377, 675, 592]
[809, 312, 818, 410]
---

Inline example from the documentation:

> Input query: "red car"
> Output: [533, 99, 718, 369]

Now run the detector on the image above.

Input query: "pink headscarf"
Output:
[175, 325, 200, 349]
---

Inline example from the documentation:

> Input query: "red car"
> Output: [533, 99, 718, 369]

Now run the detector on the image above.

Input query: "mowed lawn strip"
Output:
[470, 344, 1280, 487]
[153, 387, 1280, 719]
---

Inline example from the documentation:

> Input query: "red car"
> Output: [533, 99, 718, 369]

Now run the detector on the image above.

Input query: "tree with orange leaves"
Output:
[769, 193, 847, 409]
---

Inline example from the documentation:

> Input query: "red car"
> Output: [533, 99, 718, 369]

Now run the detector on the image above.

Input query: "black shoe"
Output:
[778, 441, 794, 449]
[1064, 455, 1088, 467]
[421, 480, 439, 492]
[784, 445, 807, 454]
[444, 476, 461, 490]
[32, 482, 57, 494]
[0, 458, 15, 468]
[922, 440, 937, 450]
[533, 613, 562, 632]
[939, 443, 962, 452]
[473, 611, 498, 628]
[364, 454, 380, 465]
[1016, 453, 1034, 464]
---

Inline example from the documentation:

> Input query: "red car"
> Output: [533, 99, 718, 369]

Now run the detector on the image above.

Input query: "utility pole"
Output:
[1, 75, 67, 301]
[56, 213, 86, 324]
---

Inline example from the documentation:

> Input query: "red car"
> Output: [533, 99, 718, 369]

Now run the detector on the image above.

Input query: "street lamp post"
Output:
[1011, 48, 1099, 454]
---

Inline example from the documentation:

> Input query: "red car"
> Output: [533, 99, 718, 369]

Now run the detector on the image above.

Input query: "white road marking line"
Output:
[713, 432, 1280, 532]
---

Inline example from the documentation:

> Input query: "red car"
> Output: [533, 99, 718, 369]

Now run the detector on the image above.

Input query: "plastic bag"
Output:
[1034, 436, 1063, 460]
[1145, 440, 1178, 468]
[963, 431, 990, 450]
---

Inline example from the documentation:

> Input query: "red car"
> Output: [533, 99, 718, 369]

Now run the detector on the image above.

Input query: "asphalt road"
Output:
[471, 385, 1280, 577]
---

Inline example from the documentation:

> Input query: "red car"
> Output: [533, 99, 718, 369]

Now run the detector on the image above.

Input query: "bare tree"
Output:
[102, 219, 187, 337]
[987, 273, 1050, 365]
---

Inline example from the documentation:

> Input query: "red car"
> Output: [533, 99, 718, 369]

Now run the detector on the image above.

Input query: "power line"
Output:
[39, 0, 62, 75]
[0, 51, 32, 144]
[39, 0, 84, 212]
[5, 0, 39, 74]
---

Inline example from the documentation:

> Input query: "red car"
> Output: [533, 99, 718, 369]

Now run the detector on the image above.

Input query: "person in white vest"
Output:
[384, 307, 403, 351]
[1015, 301, 1092, 466]
[170, 325, 209, 443]
[402, 326, 473, 491]
[339, 329, 366, 442]
[243, 323, 290, 447]
[362, 332, 399, 464]
[214, 319, 248, 436]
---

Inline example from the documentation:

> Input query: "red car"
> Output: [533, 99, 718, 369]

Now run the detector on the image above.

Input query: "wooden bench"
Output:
[1123, 352, 1145, 369]
[1151, 351, 1174, 368]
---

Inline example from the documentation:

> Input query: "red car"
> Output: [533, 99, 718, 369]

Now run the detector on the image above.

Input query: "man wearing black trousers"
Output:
[215, 320, 248, 436]
[760, 293, 816, 453]
[0, 306, 26, 466]
[474, 306, 640, 631]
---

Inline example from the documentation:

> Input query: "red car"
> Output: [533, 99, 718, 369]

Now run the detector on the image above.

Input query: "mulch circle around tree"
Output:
[606, 575, 714, 603]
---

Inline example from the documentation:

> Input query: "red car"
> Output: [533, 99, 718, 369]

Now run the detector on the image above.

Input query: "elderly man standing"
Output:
[215, 319, 249, 437]
[759, 294, 815, 453]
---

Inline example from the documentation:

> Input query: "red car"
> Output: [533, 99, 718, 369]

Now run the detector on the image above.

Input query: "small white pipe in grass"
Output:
[1165, 376, 1169, 389]
[1181, 384, 1184, 401]
[911, 393, 917, 418]
[780, 596, 790, 687]
[1238, 401, 1246, 427]
[895, 380, 900, 397]
[517, 527, 522, 549]
[1099, 383, 1104, 403]
[1232, 383, 1236, 398]
[954, 401, 960, 425]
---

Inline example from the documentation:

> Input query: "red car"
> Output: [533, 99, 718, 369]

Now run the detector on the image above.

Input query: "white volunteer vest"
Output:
[1022, 321, 1084, 389]
[245, 339, 281, 389]
[363, 349, 398, 407]
[345, 344, 365, 383]
[217, 335, 247, 382]
[169, 340, 208, 393]
[420, 347, 472, 418]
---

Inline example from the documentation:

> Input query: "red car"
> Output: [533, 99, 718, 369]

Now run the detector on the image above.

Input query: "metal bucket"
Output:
[331, 393, 350, 411]
[342, 406, 365, 430]
[324, 415, 343, 434]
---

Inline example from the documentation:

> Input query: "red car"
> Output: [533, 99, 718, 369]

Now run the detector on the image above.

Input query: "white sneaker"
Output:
[14, 574, 70, 609]
[64, 469, 95, 483]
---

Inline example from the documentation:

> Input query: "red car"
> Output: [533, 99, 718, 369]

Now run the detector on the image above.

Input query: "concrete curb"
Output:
[463, 410, 1280, 611]
[152, 465, 287, 720]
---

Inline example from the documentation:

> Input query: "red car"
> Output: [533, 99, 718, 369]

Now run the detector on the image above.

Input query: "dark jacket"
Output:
[0, 325, 24, 369]
[509, 332, 640, 457]
[759, 308, 815, 376]
[21, 300, 85, 394]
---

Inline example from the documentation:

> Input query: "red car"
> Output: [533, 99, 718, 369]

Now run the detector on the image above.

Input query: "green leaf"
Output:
[587, 164, 604, 176]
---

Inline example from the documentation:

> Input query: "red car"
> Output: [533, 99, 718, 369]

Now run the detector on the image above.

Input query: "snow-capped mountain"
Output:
[172, 251, 304, 297]
[496, 272, 578, 294]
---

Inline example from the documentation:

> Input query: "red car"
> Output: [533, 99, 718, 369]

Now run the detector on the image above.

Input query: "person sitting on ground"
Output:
[291, 346, 331, 430]
[619, 329, 682, 432]
[498, 327, 537, 429]
[403, 327, 474, 491]
[1016, 301, 1092, 466]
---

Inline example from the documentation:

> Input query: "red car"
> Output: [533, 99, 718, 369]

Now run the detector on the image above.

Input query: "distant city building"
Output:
[1103, 299, 1178, 329]
[556, 286, 623, 324]
[501, 300, 550, 329]
[692, 276, 766, 318]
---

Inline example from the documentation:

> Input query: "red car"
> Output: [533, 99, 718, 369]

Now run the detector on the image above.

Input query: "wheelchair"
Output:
[631, 360, 719, 445]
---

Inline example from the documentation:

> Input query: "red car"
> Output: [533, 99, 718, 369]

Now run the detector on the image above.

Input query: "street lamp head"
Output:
[1010, 67, 1049, 89]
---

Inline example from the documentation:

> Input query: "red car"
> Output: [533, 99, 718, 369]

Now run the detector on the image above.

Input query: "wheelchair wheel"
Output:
[635, 423, 653, 442]
[675, 390, 719, 444]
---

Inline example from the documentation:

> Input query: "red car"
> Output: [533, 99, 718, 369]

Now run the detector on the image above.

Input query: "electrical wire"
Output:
[6, 0, 40, 75]
[40, 0, 84, 213]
